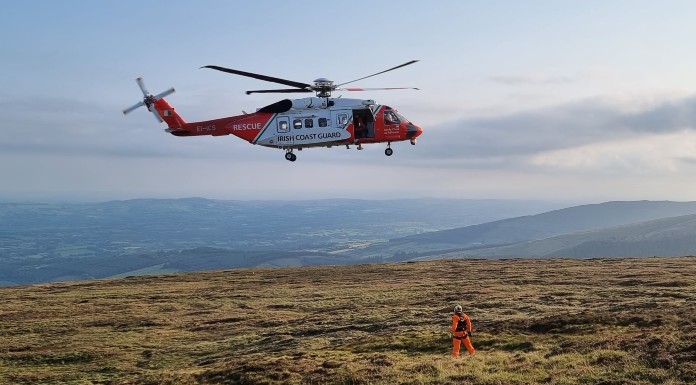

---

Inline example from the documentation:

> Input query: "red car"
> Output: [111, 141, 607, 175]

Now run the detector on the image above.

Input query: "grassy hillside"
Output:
[1, 257, 695, 384]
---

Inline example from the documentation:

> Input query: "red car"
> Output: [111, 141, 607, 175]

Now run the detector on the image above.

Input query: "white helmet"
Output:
[454, 304, 462, 313]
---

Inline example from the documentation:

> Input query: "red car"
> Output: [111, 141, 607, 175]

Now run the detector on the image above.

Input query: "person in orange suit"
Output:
[451, 304, 475, 357]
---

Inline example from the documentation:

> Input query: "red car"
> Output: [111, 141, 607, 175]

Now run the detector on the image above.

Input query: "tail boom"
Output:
[162, 109, 272, 142]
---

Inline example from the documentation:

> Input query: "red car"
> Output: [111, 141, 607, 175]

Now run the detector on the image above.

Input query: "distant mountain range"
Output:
[460, 213, 696, 259]
[349, 201, 696, 260]
[2, 199, 696, 286]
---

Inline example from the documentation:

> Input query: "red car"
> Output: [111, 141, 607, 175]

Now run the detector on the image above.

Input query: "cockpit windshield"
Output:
[394, 111, 409, 123]
[384, 109, 410, 125]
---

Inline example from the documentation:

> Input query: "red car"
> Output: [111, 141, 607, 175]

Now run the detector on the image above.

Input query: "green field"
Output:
[1, 256, 695, 384]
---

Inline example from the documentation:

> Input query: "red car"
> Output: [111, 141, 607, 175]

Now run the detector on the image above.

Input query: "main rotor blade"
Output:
[123, 101, 145, 115]
[136, 77, 150, 97]
[202, 65, 312, 90]
[336, 60, 419, 87]
[154, 87, 176, 100]
[149, 106, 163, 123]
[245, 88, 314, 95]
[336, 87, 420, 92]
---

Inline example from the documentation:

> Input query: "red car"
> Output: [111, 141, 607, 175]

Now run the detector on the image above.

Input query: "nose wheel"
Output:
[285, 150, 297, 162]
[385, 143, 393, 157]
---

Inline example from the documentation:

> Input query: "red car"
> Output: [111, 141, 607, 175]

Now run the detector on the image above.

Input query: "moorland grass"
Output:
[1, 256, 695, 384]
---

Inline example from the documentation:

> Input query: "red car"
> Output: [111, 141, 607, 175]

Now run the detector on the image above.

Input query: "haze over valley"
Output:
[3, 198, 696, 286]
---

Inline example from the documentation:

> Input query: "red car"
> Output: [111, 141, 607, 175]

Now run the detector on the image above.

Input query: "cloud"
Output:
[490, 74, 575, 85]
[5, 92, 696, 168]
[0, 95, 259, 160]
[409, 94, 696, 172]
[5, 91, 696, 202]
[530, 130, 696, 173]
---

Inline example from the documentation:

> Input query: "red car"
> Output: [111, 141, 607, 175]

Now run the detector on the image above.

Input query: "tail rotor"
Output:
[123, 77, 175, 123]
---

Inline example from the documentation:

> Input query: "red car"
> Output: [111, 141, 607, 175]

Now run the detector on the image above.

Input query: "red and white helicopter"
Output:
[123, 61, 423, 162]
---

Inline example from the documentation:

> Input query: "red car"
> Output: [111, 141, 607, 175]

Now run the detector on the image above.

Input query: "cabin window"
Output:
[318, 118, 328, 127]
[293, 119, 302, 129]
[338, 114, 348, 126]
[304, 118, 313, 128]
[278, 119, 289, 133]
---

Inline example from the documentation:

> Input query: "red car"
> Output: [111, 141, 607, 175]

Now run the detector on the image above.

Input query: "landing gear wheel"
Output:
[385, 148, 394, 156]
[285, 152, 297, 162]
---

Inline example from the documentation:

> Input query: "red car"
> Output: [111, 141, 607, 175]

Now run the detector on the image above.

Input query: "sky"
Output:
[3, 1, 696, 203]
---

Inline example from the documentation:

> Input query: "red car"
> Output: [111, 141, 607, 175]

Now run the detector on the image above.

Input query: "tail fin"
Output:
[123, 77, 186, 130]
[152, 98, 186, 130]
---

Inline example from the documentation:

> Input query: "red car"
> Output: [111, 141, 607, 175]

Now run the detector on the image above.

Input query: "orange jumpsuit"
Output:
[451, 312, 475, 357]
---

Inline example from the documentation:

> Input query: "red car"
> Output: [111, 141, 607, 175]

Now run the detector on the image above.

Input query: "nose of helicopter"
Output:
[406, 123, 423, 138]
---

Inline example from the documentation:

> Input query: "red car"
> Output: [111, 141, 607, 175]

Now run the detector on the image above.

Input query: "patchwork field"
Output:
[1, 256, 695, 384]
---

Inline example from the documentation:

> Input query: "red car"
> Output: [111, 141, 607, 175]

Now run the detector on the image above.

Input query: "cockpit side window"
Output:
[383, 110, 400, 125]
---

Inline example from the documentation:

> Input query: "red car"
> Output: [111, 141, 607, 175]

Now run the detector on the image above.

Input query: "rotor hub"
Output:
[313, 78, 334, 97]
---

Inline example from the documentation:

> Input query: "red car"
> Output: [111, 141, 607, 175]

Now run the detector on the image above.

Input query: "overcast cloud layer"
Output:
[3, 1, 696, 202]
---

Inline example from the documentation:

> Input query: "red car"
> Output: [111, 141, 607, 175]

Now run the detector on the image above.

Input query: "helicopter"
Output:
[123, 61, 423, 162]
